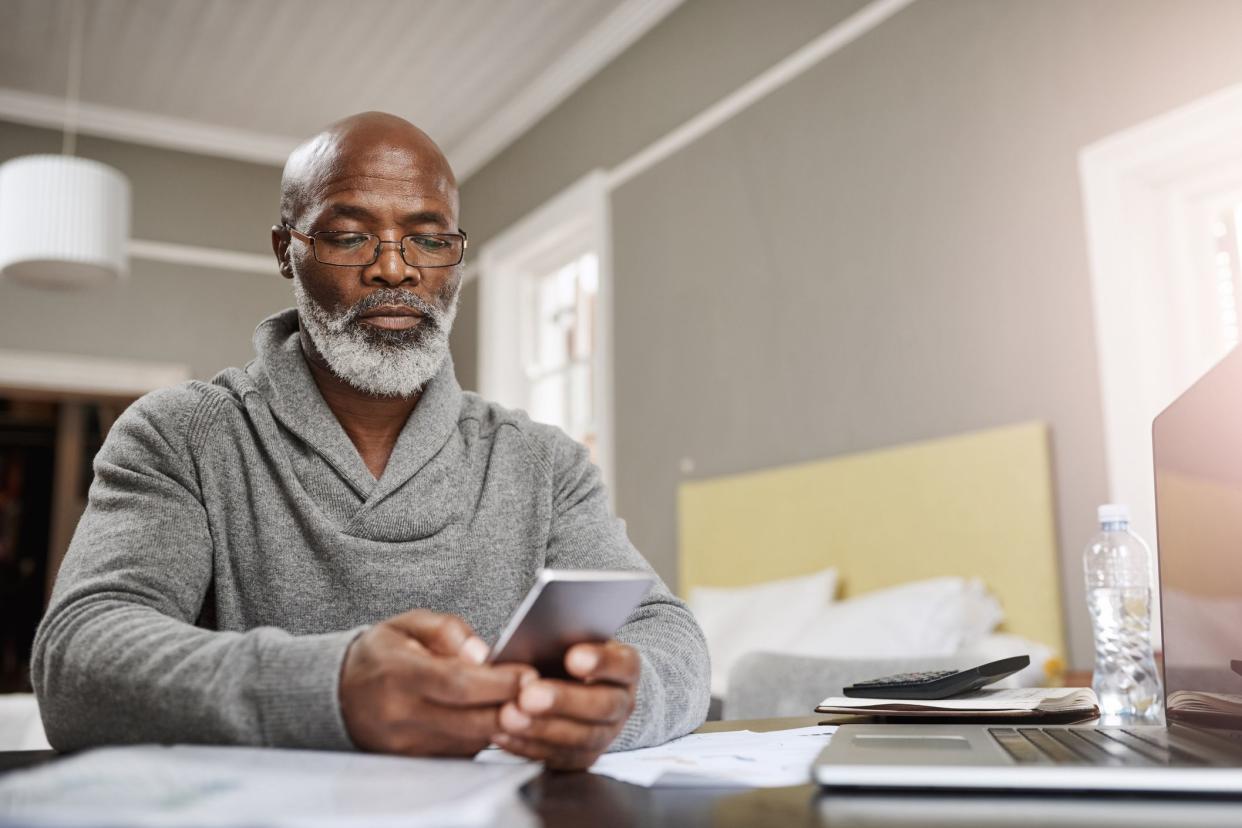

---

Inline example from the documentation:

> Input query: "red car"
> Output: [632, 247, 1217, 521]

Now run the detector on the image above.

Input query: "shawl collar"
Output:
[247, 309, 462, 503]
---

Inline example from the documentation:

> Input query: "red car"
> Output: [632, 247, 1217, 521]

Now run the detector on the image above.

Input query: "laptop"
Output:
[813, 344, 1242, 793]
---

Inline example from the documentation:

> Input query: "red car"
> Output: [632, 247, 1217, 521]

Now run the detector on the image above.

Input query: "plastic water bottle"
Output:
[1083, 504, 1163, 722]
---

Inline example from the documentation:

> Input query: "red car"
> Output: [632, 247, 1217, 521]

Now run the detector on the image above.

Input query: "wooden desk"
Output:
[6, 716, 1242, 827]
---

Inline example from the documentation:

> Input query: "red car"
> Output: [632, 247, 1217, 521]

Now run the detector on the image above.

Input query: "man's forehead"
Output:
[306, 190, 454, 227]
[311, 172, 454, 203]
[331, 137, 443, 171]
[303, 177, 457, 226]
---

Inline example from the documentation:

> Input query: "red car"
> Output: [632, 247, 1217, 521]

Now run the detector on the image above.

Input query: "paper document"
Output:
[586, 725, 837, 788]
[0, 744, 541, 828]
[816, 686, 1097, 714]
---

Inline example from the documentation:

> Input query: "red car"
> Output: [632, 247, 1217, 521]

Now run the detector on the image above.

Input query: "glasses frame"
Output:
[284, 224, 468, 268]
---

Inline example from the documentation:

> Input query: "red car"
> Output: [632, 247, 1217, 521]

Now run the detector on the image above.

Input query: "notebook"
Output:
[815, 686, 1099, 720]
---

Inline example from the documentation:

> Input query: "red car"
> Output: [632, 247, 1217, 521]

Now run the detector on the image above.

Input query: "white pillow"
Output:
[780, 576, 1004, 660]
[688, 567, 838, 697]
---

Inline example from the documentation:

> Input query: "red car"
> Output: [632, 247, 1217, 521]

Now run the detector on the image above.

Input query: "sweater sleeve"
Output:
[30, 386, 360, 752]
[538, 428, 711, 751]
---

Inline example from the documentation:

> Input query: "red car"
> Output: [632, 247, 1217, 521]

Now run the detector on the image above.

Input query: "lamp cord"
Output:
[62, 0, 87, 157]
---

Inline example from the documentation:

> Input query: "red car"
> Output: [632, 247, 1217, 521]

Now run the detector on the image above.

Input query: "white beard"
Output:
[292, 275, 458, 398]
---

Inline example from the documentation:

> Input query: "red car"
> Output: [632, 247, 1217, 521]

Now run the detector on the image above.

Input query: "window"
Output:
[1082, 83, 1242, 544]
[1081, 83, 1242, 646]
[478, 172, 614, 496]
[1213, 204, 1242, 349]
[523, 251, 600, 456]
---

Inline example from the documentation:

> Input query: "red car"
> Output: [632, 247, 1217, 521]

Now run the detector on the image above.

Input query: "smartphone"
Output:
[487, 569, 654, 678]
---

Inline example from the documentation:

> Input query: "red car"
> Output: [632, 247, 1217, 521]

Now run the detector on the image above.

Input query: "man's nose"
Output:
[363, 240, 420, 287]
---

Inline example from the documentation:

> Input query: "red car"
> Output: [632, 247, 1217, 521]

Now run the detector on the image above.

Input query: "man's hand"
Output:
[339, 609, 532, 757]
[493, 640, 640, 770]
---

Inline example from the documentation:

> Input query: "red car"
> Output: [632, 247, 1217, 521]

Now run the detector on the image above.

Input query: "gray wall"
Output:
[0, 122, 294, 378]
[459, 0, 1242, 668]
[452, 0, 876, 390]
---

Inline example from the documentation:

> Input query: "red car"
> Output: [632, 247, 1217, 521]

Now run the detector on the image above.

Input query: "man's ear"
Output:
[272, 224, 294, 280]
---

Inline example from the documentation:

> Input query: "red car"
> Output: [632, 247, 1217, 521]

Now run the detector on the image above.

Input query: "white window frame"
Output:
[1081, 81, 1242, 548]
[477, 170, 615, 501]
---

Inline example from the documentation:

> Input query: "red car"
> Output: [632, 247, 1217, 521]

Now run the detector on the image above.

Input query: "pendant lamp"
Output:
[0, 0, 131, 288]
[0, 155, 130, 287]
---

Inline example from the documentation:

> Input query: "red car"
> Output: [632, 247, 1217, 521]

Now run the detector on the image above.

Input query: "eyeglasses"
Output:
[284, 224, 468, 268]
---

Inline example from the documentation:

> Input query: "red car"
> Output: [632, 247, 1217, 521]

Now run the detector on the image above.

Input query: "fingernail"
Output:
[501, 704, 531, 731]
[461, 636, 489, 664]
[519, 670, 538, 687]
[521, 683, 555, 713]
[567, 648, 598, 675]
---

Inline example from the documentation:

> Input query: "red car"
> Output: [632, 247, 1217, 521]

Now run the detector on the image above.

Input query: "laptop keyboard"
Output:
[988, 726, 1242, 766]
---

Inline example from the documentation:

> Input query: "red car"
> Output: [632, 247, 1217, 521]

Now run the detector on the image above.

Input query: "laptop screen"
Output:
[1153, 345, 1242, 729]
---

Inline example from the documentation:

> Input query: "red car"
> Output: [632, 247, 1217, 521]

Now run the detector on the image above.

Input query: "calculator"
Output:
[841, 655, 1031, 700]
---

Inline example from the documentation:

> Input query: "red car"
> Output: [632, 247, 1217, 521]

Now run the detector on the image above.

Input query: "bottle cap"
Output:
[1098, 503, 1130, 525]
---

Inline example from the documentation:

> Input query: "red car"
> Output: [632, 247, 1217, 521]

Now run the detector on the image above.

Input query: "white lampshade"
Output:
[0, 154, 131, 288]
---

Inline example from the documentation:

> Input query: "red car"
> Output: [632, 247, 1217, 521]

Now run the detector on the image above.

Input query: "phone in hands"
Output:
[487, 569, 653, 679]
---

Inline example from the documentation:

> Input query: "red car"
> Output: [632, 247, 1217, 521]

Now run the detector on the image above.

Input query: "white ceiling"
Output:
[0, 0, 681, 178]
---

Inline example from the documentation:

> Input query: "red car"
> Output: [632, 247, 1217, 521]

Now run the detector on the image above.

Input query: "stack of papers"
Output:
[588, 725, 837, 788]
[815, 686, 1099, 719]
[0, 744, 540, 827]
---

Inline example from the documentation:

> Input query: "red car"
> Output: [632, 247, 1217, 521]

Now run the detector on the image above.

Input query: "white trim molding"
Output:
[1080, 79, 1242, 554]
[128, 238, 274, 275]
[607, 0, 917, 190]
[0, 348, 190, 398]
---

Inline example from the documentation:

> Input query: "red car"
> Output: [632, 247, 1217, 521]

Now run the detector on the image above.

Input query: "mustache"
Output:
[344, 289, 443, 327]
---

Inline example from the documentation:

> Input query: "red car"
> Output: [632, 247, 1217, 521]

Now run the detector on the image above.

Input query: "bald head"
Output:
[280, 112, 457, 227]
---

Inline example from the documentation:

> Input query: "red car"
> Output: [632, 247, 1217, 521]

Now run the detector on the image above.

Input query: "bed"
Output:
[676, 421, 1067, 718]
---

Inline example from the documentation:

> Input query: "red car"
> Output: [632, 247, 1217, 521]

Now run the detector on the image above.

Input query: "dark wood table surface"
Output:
[6, 715, 1242, 827]
[525, 715, 832, 828]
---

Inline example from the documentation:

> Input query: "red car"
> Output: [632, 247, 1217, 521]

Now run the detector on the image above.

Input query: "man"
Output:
[31, 112, 711, 770]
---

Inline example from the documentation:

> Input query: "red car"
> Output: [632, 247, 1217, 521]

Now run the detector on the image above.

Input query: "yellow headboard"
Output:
[678, 422, 1065, 657]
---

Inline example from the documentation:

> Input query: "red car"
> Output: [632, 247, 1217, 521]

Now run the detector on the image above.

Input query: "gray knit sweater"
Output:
[32, 309, 710, 753]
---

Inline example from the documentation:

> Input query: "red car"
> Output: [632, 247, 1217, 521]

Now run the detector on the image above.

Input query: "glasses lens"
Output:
[404, 234, 464, 267]
[313, 232, 377, 266]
